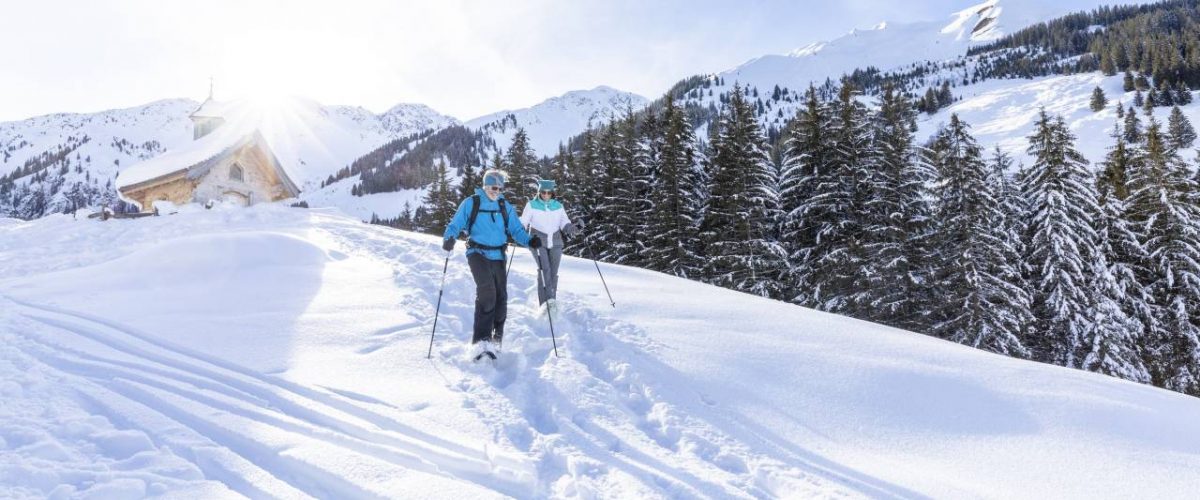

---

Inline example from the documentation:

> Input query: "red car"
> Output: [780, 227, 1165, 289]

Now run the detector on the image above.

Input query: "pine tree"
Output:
[926, 116, 1031, 355]
[1099, 120, 1134, 200]
[1175, 81, 1193, 105]
[1087, 173, 1154, 383]
[793, 83, 875, 312]
[589, 125, 624, 261]
[504, 128, 538, 208]
[1021, 110, 1100, 367]
[857, 83, 935, 329]
[605, 110, 651, 266]
[1123, 107, 1144, 144]
[1123, 70, 1136, 92]
[459, 162, 480, 200]
[1091, 86, 1108, 112]
[779, 86, 833, 305]
[568, 130, 605, 256]
[645, 96, 706, 278]
[1167, 106, 1197, 151]
[399, 201, 414, 231]
[421, 160, 457, 234]
[1126, 116, 1200, 394]
[1157, 79, 1175, 107]
[700, 85, 787, 298]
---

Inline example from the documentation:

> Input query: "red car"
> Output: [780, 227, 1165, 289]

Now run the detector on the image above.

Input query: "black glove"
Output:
[442, 238, 455, 251]
[528, 235, 542, 249]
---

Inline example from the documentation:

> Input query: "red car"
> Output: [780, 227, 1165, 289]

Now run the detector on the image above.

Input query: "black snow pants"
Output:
[467, 252, 507, 344]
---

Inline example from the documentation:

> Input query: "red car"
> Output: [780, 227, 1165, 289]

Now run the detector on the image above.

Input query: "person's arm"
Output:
[506, 200, 534, 246]
[558, 207, 578, 237]
[443, 197, 472, 240]
[519, 201, 533, 227]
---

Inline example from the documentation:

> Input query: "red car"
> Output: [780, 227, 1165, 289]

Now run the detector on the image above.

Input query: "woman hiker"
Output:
[519, 179, 578, 318]
[442, 169, 541, 361]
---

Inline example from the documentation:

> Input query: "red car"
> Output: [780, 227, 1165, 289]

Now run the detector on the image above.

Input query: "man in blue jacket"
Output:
[443, 169, 541, 361]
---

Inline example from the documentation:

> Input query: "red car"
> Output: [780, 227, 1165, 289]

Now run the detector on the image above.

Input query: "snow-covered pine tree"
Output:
[1091, 86, 1108, 112]
[616, 110, 653, 266]
[421, 160, 457, 234]
[644, 96, 705, 278]
[1166, 106, 1197, 152]
[589, 124, 625, 262]
[1021, 110, 1100, 367]
[597, 111, 648, 265]
[568, 129, 606, 257]
[1126, 116, 1200, 394]
[550, 144, 573, 203]
[459, 161, 480, 200]
[794, 82, 875, 314]
[504, 128, 538, 208]
[926, 115, 1030, 356]
[399, 201, 414, 231]
[1123, 106, 1144, 144]
[778, 86, 833, 306]
[857, 83, 936, 330]
[699, 84, 787, 298]
[1087, 176, 1154, 382]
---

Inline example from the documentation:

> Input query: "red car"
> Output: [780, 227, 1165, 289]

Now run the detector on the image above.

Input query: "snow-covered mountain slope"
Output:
[467, 86, 649, 157]
[918, 72, 1199, 168]
[719, 0, 1137, 93]
[1, 205, 1197, 498]
[0, 99, 197, 184]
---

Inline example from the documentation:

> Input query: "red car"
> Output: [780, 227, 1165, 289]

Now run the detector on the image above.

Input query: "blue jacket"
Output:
[443, 188, 533, 260]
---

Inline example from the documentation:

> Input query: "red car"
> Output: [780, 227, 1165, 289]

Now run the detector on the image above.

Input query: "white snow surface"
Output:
[467, 86, 649, 158]
[720, 0, 1150, 94]
[0, 205, 1197, 498]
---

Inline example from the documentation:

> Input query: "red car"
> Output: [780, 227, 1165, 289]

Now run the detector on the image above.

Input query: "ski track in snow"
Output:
[4, 298, 530, 499]
[0, 210, 856, 499]
[323, 221, 858, 498]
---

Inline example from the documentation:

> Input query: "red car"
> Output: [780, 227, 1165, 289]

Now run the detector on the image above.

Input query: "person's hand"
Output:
[442, 238, 455, 251]
[562, 223, 579, 238]
[529, 235, 542, 249]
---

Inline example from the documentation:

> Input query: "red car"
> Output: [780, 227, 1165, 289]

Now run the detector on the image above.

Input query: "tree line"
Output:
[405, 82, 1200, 397]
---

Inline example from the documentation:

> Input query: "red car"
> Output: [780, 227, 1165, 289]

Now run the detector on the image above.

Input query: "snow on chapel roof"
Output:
[117, 101, 298, 195]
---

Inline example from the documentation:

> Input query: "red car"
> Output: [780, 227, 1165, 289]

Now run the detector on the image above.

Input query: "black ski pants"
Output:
[467, 252, 507, 344]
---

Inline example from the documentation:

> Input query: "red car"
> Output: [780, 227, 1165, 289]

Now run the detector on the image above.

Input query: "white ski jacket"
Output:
[519, 199, 573, 249]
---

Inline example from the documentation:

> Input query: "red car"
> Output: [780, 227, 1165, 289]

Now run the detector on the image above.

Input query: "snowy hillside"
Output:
[0, 205, 1197, 498]
[719, 0, 1142, 93]
[916, 72, 1198, 168]
[467, 86, 649, 157]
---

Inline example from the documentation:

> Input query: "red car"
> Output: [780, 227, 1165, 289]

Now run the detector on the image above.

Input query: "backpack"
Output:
[465, 194, 511, 250]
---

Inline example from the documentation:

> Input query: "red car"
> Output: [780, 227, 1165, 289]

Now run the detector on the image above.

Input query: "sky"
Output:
[1, 0, 993, 122]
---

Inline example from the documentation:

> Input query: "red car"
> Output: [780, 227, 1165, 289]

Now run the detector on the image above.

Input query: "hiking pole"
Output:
[532, 249, 560, 358]
[581, 237, 616, 308]
[506, 224, 530, 280]
[505, 243, 516, 278]
[427, 249, 452, 359]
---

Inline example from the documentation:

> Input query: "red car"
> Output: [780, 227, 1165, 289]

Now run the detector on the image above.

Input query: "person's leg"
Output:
[490, 254, 507, 343]
[530, 247, 550, 304]
[546, 245, 563, 300]
[467, 253, 497, 344]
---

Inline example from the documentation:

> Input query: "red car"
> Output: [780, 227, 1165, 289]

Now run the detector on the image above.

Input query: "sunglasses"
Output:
[539, 190, 554, 194]
[485, 185, 502, 191]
